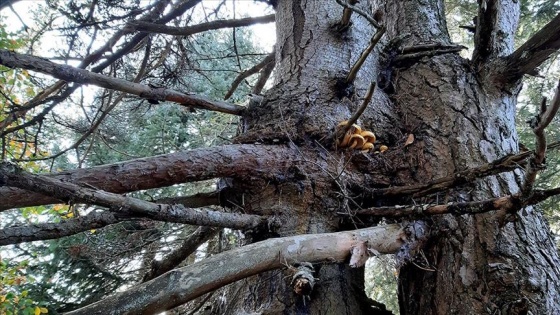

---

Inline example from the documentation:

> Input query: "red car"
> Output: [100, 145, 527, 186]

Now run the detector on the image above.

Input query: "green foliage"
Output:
[0, 260, 48, 315]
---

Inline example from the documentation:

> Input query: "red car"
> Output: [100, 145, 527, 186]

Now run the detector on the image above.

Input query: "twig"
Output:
[337, 0, 358, 29]
[346, 27, 386, 83]
[335, 0, 381, 29]
[224, 51, 275, 100]
[338, 82, 376, 137]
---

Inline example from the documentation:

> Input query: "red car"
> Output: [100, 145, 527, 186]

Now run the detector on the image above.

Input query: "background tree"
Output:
[1, 0, 560, 314]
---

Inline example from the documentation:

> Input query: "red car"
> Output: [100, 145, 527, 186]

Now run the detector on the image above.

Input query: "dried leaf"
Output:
[404, 134, 415, 147]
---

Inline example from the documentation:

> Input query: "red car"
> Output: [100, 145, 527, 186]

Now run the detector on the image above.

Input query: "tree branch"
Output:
[0, 144, 298, 211]
[351, 186, 560, 219]
[522, 79, 560, 196]
[0, 162, 275, 230]
[127, 14, 275, 36]
[0, 190, 220, 246]
[65, 224, 419, 315]
[501, 13, 560, 80]
[142, 226, 219, 282]
[224, 50, 275, 100]
[0, 211, 122, 246]
[0, 49, 245, 115]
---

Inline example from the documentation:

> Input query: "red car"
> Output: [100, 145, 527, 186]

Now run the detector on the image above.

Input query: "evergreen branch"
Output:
[0, 49, 245, 115]
[127, 14, 275, 36]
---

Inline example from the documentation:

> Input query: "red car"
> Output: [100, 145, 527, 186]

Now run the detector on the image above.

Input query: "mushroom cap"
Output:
[361, 142, 374, 152]
[360, 131, 376, 143]
[349, 134, 366, 149]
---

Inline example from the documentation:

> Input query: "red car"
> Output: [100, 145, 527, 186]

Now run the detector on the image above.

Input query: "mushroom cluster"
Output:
[336, 121, 376, 152]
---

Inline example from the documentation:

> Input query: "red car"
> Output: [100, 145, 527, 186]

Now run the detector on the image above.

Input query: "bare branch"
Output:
[65, 224, 417, 315]
[522, 79, 560, 196]
[252, 55, 275, 95]
[0, 162, 275, 230]
[142, 226, 219, 282]
[127, 14, 275, 36]
[337, 82, 376, 138]
[0, 50, 245, 115]
[502, 13, 560, 80]
[358, 141, 560, 198]
[0, 144, 298, 211]
[0, 211, 122, 246]
[346, 27, 385, 83]
[335, 0, 381, 29]
[224, 51, 275, 100]
[352, 186, 560, 219]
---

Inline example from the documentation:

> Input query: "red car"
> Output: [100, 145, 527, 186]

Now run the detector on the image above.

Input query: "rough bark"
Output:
[379, 1, 560, 314]
[0, 144, 301, 211]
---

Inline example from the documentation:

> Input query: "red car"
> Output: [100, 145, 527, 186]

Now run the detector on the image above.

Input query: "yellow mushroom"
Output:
[361, 142, 374, 152]
[349, 134, 366, 149]
[379, 145, 388, 153]
[360, 131, 376, 144]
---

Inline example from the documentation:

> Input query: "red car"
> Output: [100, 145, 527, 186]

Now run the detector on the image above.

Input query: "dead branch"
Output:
[0, 49, 245, 115]
[252, 55, 275, 95]
[127, 14, 275, 36]
[338, 82, 376, 138]
[0, 211, 122, 246]
[358, 141, 560, 198]
[142, 226, 219, 282]
[0, 162, 275, 230]
[522, 79, 560, 197]
[0, 144, 298, 211]
[65, 224, 416, 315]
[335, 0, 381, 29]
[224, 51, 275, 100]
[503, 13, 560, 80]
[346, 27, 386, 83]
[351, 186, 560, 219]
[337, 0, 358, 29]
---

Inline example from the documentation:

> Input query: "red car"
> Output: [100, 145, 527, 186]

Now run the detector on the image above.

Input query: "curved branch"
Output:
[0, 162, 274, 230]
[0, 50, 245, 115]
[128, 14, 275, 36]
[65, 224, 414, 315]
[0, 144, 297, 211]
[224, 51, 275, 100]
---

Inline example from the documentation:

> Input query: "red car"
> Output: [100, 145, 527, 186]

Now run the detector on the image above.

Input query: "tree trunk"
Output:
[217, 0, 560, 314]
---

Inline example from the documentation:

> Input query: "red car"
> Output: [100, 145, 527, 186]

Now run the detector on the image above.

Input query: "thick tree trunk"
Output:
[219, 0, 392, 314]
[379, 1, 560, 314]
[218, 0, 560, 314]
